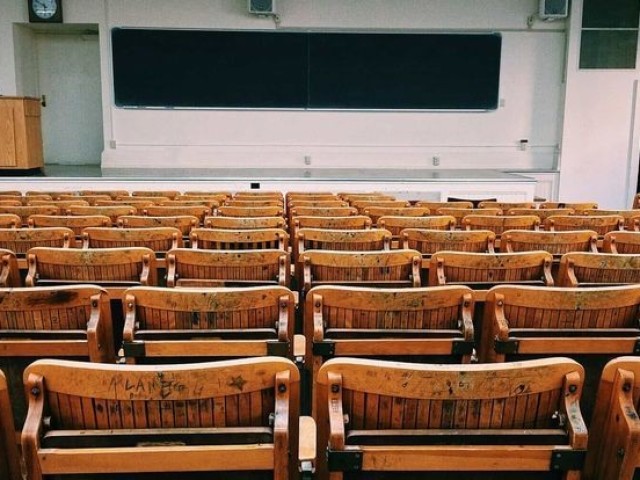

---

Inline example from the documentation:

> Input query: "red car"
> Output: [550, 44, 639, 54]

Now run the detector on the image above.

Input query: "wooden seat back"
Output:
[603, 230, 640, 253]
[144, 205, 212, 224]
[478, 201, 537, 210]
[60, 194, 111, 205]
[352, 200, 410, 213]
[363, 206, 431, 225]
[0, 205, 59, 225]
[117, 195, 171, 204]
[82, 227, 182, 253]
[402, 228, 496, 255]
[234, 191, 284, 199]
[0, 200, 21, 206]
[0, 286, 113, 434]
[299, 250, 422, 294]
[0, 214, 20, 228]
[190, 228, 288, 250]
[297, 228, 391, 255]
[289, 206, 357, 218]
[315, 357, 586, 478]
[292, 215, 371, 235]
[340, 193, 394, 204]
[183, 190, 232, 199]
[66, 205, 137, 224]
[463, 214, 540, 236]
[428, 251, 554, 289]
[288, 200, 346, 209]
[27, 199, 89, 208]
[577, 209, 640, 230]
[22, 358, 299, 480]
[24, 193, 55, 201]
[176, 193, 229, 204]
[0, 227, 73, 255]
[0, 369, 20, 480]
[79, 189, 130, 199]
[95, 199, 156, 208]
[586, 357, 640, 480]
[502, 229, 598, 255]
[132, 189, 180, 199]
[541, 201, 598, 210]
[0, 190, 23, 196]
[378, 215, 455, 238]
[122, 286, 295, 362]
[436, 207, 501, 225]
[306, 285, 475, 413]
[28, 215, 111, 236]
[0, 249, 20, 287]
[557, 252, 640, 287]
[25, 247, 158, 290]
[545, 215, 624, 236]
[166, 248, 290, 288]
[218, 206, 285, 218]
[286, 193, 337, 203]
[205, 215, 286, 230]
[117, 215, 198, 236]
[415, 200, 474, 210]
[509, 207, 576, 223]
[160, 199, 221, 208]
[225, 199, 284, 207]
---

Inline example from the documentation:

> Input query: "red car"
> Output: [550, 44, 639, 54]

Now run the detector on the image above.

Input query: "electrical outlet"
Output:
[432, 156, 440, 166]
[304, 155, 312, 165]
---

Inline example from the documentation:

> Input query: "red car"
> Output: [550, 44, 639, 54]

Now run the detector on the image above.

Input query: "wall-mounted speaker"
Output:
[539, 0, 569, 20]
[248, 0, 276, 15]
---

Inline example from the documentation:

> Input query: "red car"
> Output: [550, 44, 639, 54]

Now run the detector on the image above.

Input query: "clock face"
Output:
[31, 0, 58, 19]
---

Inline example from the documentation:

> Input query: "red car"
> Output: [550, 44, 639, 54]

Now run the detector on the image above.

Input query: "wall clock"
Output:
[28, 0, 63, 23]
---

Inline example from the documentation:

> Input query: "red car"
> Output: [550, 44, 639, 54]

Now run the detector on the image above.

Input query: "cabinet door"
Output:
[0, 105, 17, 167]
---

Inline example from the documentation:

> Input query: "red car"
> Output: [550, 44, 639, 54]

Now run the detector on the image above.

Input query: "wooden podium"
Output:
[0, 97, 43, 170]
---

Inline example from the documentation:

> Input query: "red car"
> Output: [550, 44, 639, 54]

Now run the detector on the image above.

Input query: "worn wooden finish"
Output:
[28, 215, 111, 237]
[502, 229, 598, 256]
[79, 190, 130, 200]
[117, 195, 171, 204]
[0, 205, 58, 225]
[66, 205, 137, 224]
[292, 216, 371, 238]
[225, 199, 284, 208]
[585, 357, 640, 480]
[27, 199, 89, 208]
[436, 207, 502, 226]
[463, 215, 540, 236]
[0, 214, 20, 228]
[307, 286, 475, 414]
[191, 228, 288, 251]
[363, 207, 431, 226]
[290, 207, 357, 219]
[541, 202, 598, 210]
[0, 227, 72, 255]
[95, 199, 156, 208]
[478, 201, 537, 210]
[428, 251, 554, 289]
[0, 249, 20, 287]
[415, 201, 474, 210]
[402, 229, 496, 255]
[60, 194, 111, 205]
[603, 230, 640, 254]
[26, 247, 158, 291]
[21, 357, 299, 479]
[288, 200, 347, 209]
[205, 216, 286, 230]
[300, 250, 422, 295]
[352, 200, 411, 214]
[177, 194, 230, 204]
[160, 199, 221, 209]
[131, 190, 180, 199]
[0, 191, 23, 197]
[83, 227, 182, 254]
[219, 206, 284, 218]
[234, 191, 284, 199]
[340, 193, 394, 204]
[287, 192, 337, 202]
[183, 191, 233, 199]
[118, 215, 198, 236]
[379, 216, 456, 239]
[24, 192, 55, 200]
[509, 207, 576, 224]
[166, 248, 290, 288]
[482, 284, 640, 362]
[0, 370, 20, 480]
[577, 209, 640, 231]
[144, 205, 212, 225]
[122, 286, 295, 362]
[545, 215, 624, 236]
[557, 252, 640, 287]
[315, 357, 587, 478]
[297, 228, 391, 255]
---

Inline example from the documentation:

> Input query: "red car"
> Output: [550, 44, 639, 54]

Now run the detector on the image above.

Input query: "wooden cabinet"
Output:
[0, 97, 43, 170]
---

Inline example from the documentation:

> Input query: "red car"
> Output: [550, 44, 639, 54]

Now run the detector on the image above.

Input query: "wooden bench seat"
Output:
[557, 252, 640, 287]
[190, 227, 288, 250]
[316, 357, 587, 479]
[118, 215, 199, 236]
[205, 215, 286, 230]
[22, 357, 301, 480]
[402, 229, 496, 256]
[82, 226, 182, 254]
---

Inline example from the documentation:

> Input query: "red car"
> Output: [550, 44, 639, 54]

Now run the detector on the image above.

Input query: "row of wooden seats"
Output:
[0, 245, 638, 293]
[3, 355, 640, 479]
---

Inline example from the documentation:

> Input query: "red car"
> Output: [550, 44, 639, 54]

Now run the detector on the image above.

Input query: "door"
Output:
[36, 32, 103, 165]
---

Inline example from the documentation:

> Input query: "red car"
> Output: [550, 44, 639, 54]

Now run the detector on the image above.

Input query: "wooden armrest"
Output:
[562, 371, 588, 449]
[277, 295, 289, 343]
[299, 416, 316, 476]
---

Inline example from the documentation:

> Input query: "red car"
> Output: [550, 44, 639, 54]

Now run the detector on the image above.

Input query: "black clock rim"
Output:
[28, 0, 63, 23]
